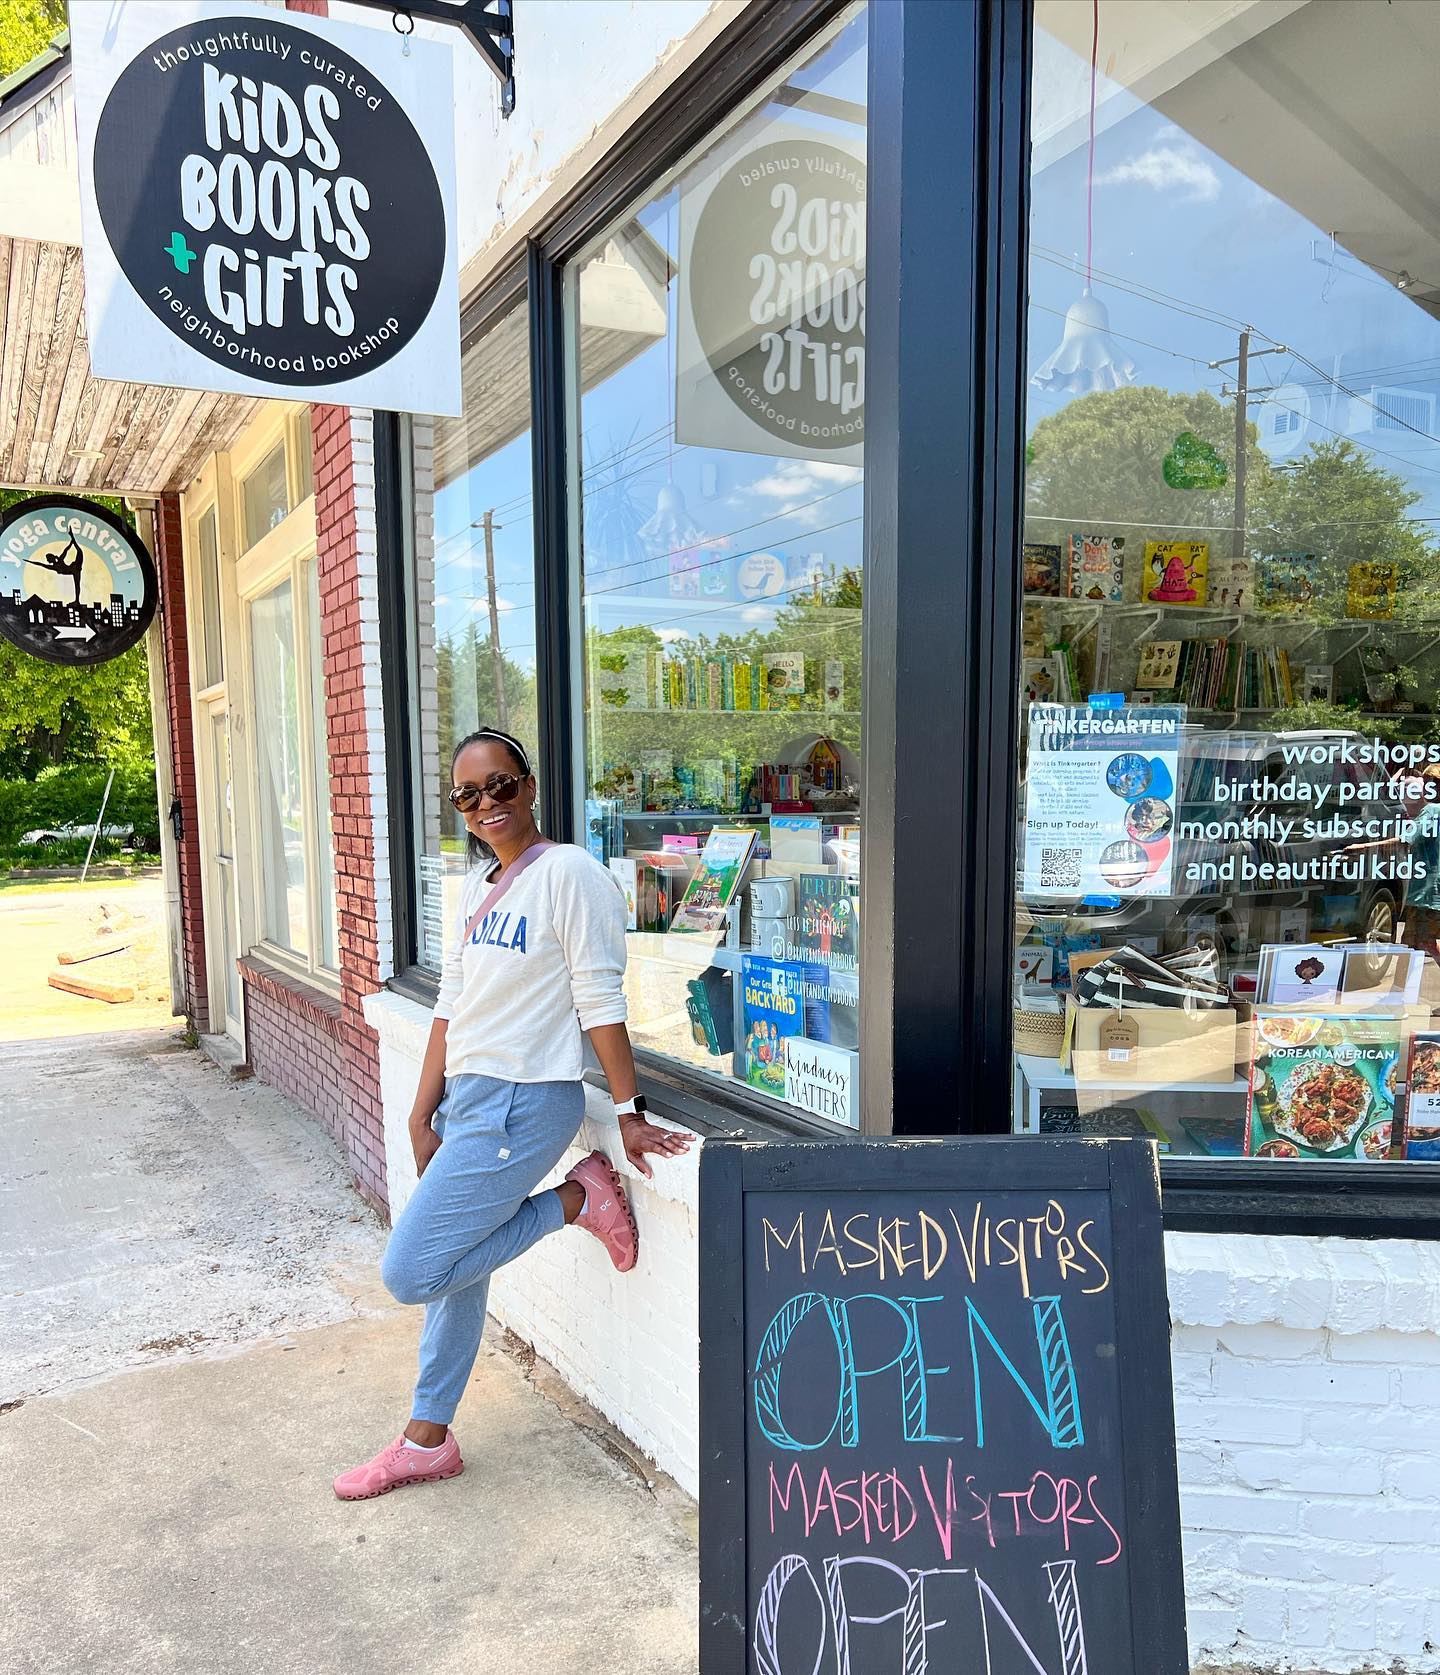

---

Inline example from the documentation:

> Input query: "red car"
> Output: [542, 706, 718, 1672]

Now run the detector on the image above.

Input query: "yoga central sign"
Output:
[71, 0, 460, 414]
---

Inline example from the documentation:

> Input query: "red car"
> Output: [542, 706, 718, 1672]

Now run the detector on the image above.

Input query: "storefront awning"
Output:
[0, 37, 256, 498]
[0, 235, 259, 498]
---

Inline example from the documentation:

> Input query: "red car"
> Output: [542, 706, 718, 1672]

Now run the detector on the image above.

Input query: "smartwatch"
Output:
[614, 1094, 648, 1120]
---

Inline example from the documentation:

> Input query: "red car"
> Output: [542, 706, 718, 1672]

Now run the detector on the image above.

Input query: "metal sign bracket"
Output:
[345, 1, 516, 115]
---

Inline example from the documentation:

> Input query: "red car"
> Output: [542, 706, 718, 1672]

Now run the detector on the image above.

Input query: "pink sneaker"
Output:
[566, 1150, 638, 1272]
[333, 1431, 464, 1500]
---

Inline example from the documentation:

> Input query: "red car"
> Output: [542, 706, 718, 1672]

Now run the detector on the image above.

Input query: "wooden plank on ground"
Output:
[56, 942, 130, 966]
[48, 970, 135, 1003]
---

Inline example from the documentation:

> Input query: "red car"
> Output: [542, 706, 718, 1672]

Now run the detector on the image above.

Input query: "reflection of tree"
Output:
[436, 619, 536, 740]
[1249, 439, 1436, 623]
[1026, 387, 1440, 715]
[1026, 386, 1268, 554]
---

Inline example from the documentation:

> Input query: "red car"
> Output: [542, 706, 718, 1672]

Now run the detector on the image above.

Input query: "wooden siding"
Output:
[0, 237, 258, 496]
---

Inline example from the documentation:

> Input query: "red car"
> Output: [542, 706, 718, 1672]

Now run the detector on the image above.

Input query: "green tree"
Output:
[0, 640, 153, 775]
[0, 0, 66, 82]
[0, 488, 154, 774]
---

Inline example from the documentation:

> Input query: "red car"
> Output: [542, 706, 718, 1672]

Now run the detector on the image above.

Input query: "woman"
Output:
[335, 727, 691, 1500]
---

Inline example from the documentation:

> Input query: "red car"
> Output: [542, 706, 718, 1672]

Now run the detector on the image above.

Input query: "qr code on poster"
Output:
[1039, 847, 1082, 888]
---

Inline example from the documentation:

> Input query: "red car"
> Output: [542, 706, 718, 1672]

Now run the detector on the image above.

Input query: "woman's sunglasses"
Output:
[449, 773, 524, 812]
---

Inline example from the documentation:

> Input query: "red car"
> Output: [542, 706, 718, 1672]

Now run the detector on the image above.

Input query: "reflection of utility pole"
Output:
[481, 509, 508, 728]
[1210, 329, 1288, 566]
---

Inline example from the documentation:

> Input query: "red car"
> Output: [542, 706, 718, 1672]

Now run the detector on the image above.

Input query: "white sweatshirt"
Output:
[434, 844, 629, 1083]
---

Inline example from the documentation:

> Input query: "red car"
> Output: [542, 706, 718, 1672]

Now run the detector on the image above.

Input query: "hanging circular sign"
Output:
[89, 15, 446, 386]
[0, 496, 157, 667]
[688, 138, 866, 454]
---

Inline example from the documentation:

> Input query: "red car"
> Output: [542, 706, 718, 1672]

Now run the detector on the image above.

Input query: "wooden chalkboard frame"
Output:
[698, 1135, 1188, 1675]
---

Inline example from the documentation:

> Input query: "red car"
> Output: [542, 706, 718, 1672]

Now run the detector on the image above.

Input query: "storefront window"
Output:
[305, 559, 338, 971]
[405, 298, 540, 973]
[566, 9, 866, 1125]
[242, 440, 291, 547]
[1015, 0, 1440, 1166]
[250, 577, 308, 953]
[196, 505, 223, 689]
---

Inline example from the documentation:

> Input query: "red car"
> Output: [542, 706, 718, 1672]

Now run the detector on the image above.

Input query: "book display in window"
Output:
[1143, 540, 1209, 606]
[1066, 532, 1125, 602]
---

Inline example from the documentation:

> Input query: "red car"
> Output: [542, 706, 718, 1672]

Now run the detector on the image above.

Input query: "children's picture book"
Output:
[1135, 640, 1182, 689]
[1014, 944, 1055, 985]
[1346, 562, 1398, 620]
[1143, 540, 1209, 607]
[1299, 663, 1335, 703]
[686, 966, 733, 1056]
[594, 647, 653, 708]
[1247, 1012, 1400, 1160]
[1257, 551, 1318, 614]
[1022, 542, 1063, 597]
[740, 955, 811, 1095]
[1066, 533, 1125, 603]
[761, 652, 806, 706]
[1256, 942, 1344, 1008]
[1022, 657, 1061, 704]
[668, 826, 759, 935]
[1209, 553, 1253, 610]
[796, 873, 859, 1049]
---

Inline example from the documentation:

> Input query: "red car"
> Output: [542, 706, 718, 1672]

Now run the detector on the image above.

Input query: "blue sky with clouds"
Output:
[1028, 27, 1440, 530]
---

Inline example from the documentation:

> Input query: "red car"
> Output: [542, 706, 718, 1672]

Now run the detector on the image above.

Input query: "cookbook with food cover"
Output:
[1403, 1033, 1440, 1160]
[1246, 1012, 1400, 1161]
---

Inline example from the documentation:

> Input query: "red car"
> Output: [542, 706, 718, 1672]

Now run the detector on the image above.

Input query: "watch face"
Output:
[631, 1096, 648, 1116]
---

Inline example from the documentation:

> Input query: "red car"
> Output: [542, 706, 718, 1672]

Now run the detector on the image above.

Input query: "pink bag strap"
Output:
[458, 840, 554, 950]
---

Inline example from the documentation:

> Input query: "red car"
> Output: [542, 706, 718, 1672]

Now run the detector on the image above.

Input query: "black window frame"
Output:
[374, 0, 1440, 1235]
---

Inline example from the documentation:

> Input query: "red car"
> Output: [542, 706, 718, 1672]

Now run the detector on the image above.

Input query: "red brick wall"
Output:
[240, 955, 346, 1140]
[153, 493, 210, 1033]
[234, 406, 388, 1213]
[313, 404, 388, 1211]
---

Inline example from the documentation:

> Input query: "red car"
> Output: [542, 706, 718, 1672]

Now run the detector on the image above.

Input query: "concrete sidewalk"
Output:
[0, 1029, 698, 1675]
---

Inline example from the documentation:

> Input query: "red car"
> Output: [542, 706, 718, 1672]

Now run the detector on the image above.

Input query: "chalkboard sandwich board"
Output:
[699, 1136, 1186, 1675]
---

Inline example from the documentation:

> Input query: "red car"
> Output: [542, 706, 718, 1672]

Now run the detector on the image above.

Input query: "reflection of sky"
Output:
[432, 429, 536, 672]
[1029, 28, 1440, 528]
[580, 13, 867, 645]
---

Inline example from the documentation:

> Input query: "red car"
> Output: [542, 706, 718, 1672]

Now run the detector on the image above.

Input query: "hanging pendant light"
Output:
[638, 481, 707, 555]
[1031, 0, 1136, 398]
[1032, 287, 1137, 394]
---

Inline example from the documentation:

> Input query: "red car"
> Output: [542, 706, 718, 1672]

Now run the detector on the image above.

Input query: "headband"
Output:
[472, 729, 530, 776]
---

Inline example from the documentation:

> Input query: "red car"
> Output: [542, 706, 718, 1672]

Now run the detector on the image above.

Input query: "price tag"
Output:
[1099, 1012, 1140, 1071]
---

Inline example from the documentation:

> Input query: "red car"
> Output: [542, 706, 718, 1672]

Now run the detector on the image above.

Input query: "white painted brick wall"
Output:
[1167, 1233, 1440, 1672]
[345, 408, 393, 982]
[365, 996, 1440, 1670]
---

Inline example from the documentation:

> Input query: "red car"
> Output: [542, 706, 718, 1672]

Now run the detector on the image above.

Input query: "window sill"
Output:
[237, 952, 342, 1032]
[595, 1047, 867, 1143]
[1159, 1156, 1440, 1240]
